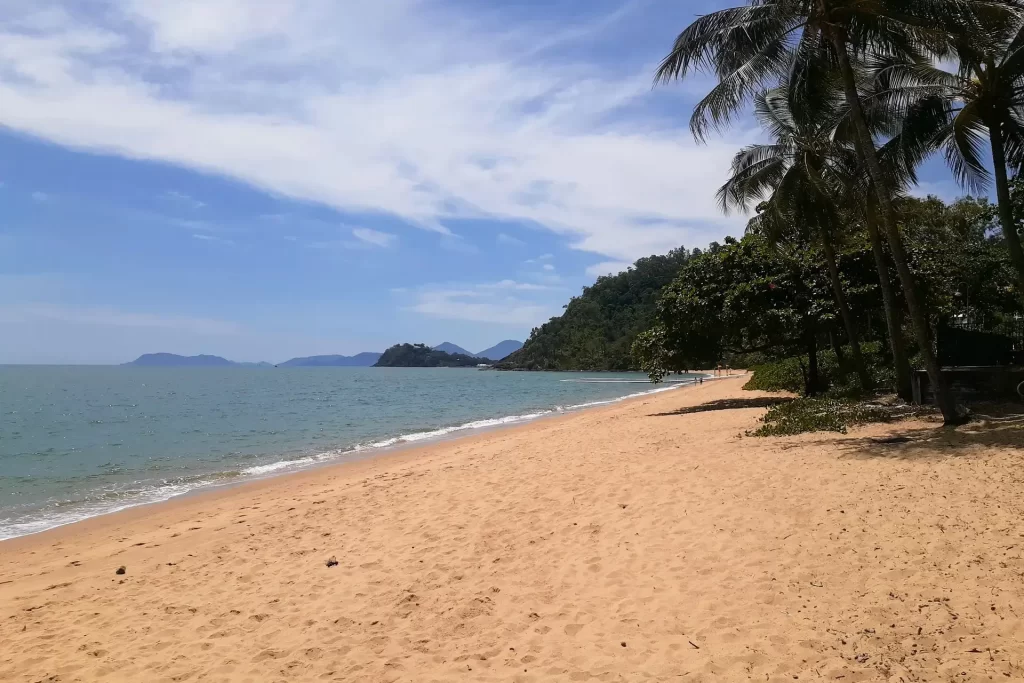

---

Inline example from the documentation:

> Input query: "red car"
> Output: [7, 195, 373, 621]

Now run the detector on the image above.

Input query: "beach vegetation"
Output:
[636, 0, 1024, 425]
[749, 396, 933, 437]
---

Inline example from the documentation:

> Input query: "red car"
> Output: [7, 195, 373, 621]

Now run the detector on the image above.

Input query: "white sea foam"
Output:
[0, 480, 217, 541]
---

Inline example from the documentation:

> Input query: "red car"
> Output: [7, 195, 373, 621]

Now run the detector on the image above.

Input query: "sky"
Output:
[0, 0, 965, 364]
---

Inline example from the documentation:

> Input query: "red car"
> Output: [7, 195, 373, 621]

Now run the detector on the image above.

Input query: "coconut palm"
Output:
[873, 17, 1024, 299]
[653, 0, 1017, 423]
[717, 88, 873, 391]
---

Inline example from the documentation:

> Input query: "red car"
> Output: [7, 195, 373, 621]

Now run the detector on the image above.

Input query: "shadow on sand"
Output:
[650, 396, 794, 417]
[803, 412, 1024, 461]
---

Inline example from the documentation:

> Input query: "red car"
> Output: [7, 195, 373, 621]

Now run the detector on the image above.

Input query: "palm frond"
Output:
[945, 99, 993, 192]
[654, 4, 802, 83]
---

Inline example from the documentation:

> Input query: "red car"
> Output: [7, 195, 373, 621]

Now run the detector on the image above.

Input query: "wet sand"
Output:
[2, 377, 1023, 682]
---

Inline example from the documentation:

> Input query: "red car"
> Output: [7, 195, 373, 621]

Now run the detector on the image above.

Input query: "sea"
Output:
[0, 366, 699, 540]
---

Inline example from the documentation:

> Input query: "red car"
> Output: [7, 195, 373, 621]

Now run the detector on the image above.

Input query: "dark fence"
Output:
[914, 367, 1024, 404]
[939, 316, 1024, 367]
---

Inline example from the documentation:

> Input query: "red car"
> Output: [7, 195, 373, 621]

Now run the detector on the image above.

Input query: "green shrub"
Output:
[749, 397, 931, 437]
[742, 341, 896, 396]
[742, 357, 806, 392]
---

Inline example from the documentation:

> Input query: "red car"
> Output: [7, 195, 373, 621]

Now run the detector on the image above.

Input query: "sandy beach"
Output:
[2, 377, 1023, 682]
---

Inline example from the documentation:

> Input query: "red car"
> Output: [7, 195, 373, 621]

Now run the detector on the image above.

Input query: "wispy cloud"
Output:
[439, 235, 480, 255]
[542, 263, 555, 272]
[0, 303, 241, 335]
[497, 232, 525, 247]
[351, 227, 397, 248]
[192, 233, 234, 245]
[0, 1, 747, 262]
[31, 191, 50, 202]
[403, 279, 559, 325]
[307, 226, 398, 250]
[586, 260, 632, 277]
[164, 190, 206, 209]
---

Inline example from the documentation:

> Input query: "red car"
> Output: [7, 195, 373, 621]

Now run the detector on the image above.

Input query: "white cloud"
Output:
[192, 233, 234, 245]
[542, 263, 555, 271]
[0, 1, 747, 261]
[351, 227, 398, 248]
[538, 253, 553, 260]
[164, 190, 206, 209]
[0, 303, 240, 335]
[31, 191, 50, 202]
[404, 279, 559, 325]
[586, 260, 632, 277]
[497, 232, 525, 247]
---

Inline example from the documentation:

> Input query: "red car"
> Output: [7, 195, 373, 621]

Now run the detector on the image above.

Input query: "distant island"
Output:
[375, 343, 489, 368]
[278, 353, 382, 367]
[125, 353, 273, 367]
[124, 341, 521, 368]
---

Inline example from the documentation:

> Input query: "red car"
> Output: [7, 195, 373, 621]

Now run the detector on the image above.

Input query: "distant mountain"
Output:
[376, 343, 482, 367]
[432, 342, 477, 357]
[279, 353, 381, 367]
[127, 353, 239, 367]
[476, 340, 522, 361]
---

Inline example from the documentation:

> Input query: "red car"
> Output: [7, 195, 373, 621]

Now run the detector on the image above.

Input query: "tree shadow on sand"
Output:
[800, 411, 1024, 461]
[651, 396, 794, 417]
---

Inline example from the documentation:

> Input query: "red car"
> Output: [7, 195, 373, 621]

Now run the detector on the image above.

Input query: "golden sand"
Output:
[2, 378, 1023, 682]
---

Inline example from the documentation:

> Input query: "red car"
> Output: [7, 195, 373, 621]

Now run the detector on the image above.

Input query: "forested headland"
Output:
[510, 0, 1024, 430]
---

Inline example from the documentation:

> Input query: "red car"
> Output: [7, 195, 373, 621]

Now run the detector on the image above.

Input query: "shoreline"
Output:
[4, 376, 1024, 681]
[0, 373, 724, 548]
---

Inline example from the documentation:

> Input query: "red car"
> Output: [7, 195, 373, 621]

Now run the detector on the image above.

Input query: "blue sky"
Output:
[0, 0, 964, 363]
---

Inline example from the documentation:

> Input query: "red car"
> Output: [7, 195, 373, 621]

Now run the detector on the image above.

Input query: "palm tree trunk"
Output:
[819, 231, 871, 391]
[805, 325, 821, 397]
[865, 208, 914, 401]
[828, 28, 961, 423]
[989, 122, 1024, 301]
[830, 328, 847, 364]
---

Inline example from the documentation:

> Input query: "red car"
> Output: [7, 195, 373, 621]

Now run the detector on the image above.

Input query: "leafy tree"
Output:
[879, 17, 1024, 299]
[898, 194, 1022, 325]
[634, 235, 834, 396]
[718, 87, 872, 390]
[652, 0, 1017, 422]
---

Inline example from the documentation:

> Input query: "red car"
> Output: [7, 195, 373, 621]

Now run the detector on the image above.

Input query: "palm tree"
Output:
[653, 1, 1015, 423]
[859, 195, 915, 401]
[874, 18, 1024, 300]
[717, 88, 873, 391]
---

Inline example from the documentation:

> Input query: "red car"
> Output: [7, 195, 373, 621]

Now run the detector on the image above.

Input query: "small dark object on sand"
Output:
[325, 556, 338, 568]
[620, 642, 626, 648]
[115, 566, 126, 575]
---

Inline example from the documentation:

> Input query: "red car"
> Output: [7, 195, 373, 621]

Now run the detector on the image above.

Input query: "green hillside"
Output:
[497, 248, 695, 371]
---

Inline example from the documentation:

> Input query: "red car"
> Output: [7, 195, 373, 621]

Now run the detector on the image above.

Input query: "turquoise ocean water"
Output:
[0, 367, 697, 540]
